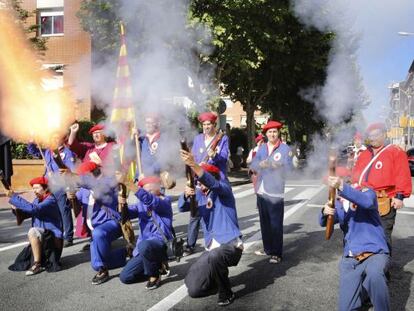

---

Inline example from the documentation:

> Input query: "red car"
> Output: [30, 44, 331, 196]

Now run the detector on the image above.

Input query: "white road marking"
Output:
[286, 184, 323, 187]
[147, 285, 188, 311]
[285, 186, 325, 219]
[307, 204, 324, 208]
[149, 184, 324, 311]
[403, 195, 414, 208]
[232, 186, 242, 192]
[397, 211, 414, 215]
[292, 187, 322, 200]
[0, 241, 29, 252]
[234, 188, 255, 198]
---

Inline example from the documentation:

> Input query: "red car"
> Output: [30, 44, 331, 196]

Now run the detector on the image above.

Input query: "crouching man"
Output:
[180, 149, 243, 307]
[320, 176, 390, 311]
[70, 161, 127, 285]
[119, 176, 173, 290]
[7, 177, 63, 275]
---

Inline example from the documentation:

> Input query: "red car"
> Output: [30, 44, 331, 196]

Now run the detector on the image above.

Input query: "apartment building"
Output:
[21, 0, 91, 119]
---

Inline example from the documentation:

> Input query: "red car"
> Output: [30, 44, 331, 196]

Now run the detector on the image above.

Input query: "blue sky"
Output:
[352, 0, 414, 122]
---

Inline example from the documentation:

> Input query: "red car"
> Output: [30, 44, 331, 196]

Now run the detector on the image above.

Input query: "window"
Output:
[39, 10, 64, 36]
[41, 64, 64, 90]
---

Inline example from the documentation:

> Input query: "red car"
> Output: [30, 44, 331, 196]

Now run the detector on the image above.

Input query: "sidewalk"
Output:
[0, 169, 251, 210]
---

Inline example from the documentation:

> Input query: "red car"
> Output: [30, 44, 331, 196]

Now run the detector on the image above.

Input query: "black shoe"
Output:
[183, 247, 195, 257]
[63, 240, 74, 248]
[92, 269, 109, 285]
[218, 292, 235, 307]
[159, 262, 170, 278]
[81, 243, 90, 252]
[146, 277, 161, 290]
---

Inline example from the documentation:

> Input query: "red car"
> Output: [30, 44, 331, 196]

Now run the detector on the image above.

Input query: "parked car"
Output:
[406, 148, 414, 176]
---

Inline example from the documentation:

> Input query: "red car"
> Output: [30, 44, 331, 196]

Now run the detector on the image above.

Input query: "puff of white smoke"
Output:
[83, 0, 215, 180]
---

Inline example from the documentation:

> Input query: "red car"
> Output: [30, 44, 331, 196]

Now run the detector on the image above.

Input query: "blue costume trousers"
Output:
[54, 189, 73, 241]
[119, 239, 167, 284]
[187, 215, 205, 248]
[90, 219, 126, 271]
[257, 195, 284, 257]
[339, 253, 390, 311]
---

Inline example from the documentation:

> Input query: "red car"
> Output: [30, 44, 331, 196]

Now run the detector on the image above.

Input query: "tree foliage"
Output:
[191, 0, 333, 147]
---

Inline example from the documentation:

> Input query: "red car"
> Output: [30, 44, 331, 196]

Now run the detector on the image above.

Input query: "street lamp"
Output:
[398, 32, 414, 36]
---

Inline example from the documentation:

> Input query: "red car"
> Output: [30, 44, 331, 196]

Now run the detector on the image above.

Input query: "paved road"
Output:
[1, 178, 414, 311]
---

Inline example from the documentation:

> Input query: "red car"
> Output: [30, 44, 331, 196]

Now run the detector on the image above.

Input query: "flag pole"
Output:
[119, 21, 143, 178]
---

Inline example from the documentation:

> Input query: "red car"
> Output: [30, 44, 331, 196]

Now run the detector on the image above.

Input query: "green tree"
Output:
[191, 0, 333, 148]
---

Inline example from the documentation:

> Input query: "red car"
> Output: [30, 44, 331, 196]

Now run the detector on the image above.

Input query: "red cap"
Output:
[262, 120, 283, 133]
[255, 134, 264, 143]
[76, 161, 99, 175]
[29, 176, 48, 186]
[198, 112, 217, 123]
[88, 124, 105, 134]
[200, 163, 220, 175]
[138, 176, 161, 187]
[366, 123, 385, 133]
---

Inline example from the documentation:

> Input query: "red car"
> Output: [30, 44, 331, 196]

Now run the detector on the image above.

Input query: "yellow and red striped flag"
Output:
[111, 22, 134, 123]
[110, 22, 136, 180]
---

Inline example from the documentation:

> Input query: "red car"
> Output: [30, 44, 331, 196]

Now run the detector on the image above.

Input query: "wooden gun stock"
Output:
[69, 196, 81, 218]
[325, 151, 337, 240]
[51, 149, 68, 170]
[0, 169, 31, 226]
[117, 182, 135, 251]
[118, 183, 128, 224]
[180, 139, 198, 217]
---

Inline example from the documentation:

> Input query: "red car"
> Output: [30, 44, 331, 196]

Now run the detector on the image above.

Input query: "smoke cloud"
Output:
[82, 0, 215, 180]
[290, 0, 370, 177]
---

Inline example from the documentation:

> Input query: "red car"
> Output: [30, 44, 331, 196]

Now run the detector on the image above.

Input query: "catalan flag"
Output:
[110, 22, 136, 180]
[110, 22, 134, 123]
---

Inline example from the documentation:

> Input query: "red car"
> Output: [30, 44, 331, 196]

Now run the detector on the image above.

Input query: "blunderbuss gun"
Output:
[180, 138, 198, 217]
[0, 169, 31, 225]
[201, 130, 225, 163]
[325, 149, 337, 240]
[118, 182, 135, 256]
[50, 149, 81, 217]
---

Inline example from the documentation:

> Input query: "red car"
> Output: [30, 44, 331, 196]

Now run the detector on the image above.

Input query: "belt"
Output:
[354, 252, 374, 262]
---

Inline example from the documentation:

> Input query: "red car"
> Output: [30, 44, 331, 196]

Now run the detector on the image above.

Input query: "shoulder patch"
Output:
[288, 151, 293, 157]
[361, 188, 370, 192]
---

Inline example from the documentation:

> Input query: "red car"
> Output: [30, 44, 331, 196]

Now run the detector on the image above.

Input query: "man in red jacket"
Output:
[351, 122, 412, 250]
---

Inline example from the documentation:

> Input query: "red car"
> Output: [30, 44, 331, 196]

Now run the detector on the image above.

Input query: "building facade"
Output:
[388, 60, 414, 149]
[21, 0, 91, 120]
[222, 98, 269, 128]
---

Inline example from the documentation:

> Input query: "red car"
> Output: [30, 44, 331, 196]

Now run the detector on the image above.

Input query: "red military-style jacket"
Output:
[351, 144, 412, 199]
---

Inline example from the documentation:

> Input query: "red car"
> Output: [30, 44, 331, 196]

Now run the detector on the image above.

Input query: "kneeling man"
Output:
[119, 176, 173, 290]
[320, 176, 390, 311]
[7, 177, 63, 275]
[180, 149, 243, 307]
